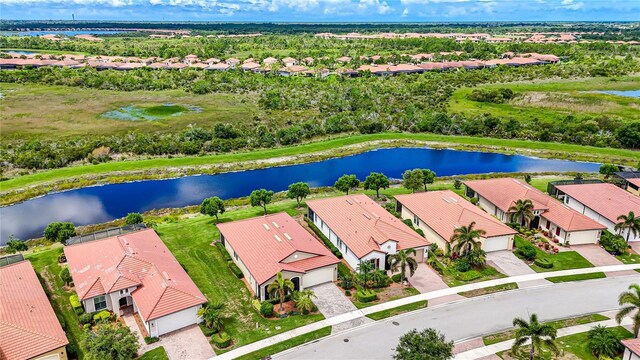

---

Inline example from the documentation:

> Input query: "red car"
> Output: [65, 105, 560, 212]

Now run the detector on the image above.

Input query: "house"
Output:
[263, 57, 278, 65]
[64, 228, 207, 337]
[395, 190, 518, 252]
[209, 62, 231, 71]
[282, 57, 297, 67]
[241, 61, 261, 71]
[335, 56, 352, 64]
[555, 183, 640, 242]
[306, 194, 430, 271]
[614, 171, 640, 196]
[465, 178, 606, 245]
[225, 58, 240, 67]
[183, 54, 199, 64]
[0, 259, 69, 360]
[217, 212, 339, 301]
[623, 338, 640, 360]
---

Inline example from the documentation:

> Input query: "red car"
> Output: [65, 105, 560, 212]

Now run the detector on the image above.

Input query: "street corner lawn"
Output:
[514, 236, 594, 273]
[350, 284, 421, 309]
[616, 252, 640, 265]
[442, 263, 506, 287]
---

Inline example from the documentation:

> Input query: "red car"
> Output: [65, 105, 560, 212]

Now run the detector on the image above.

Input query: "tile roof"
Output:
[0, 261, 69, 360]
[556, 183, 640, 223]
[623, 338, 640, 356]
[629, 178, 640, 187]
[64, 229, 206, 321]
[307, 194, 430, 258]
[465, 178, 606, 232]
[395, 190, 517, 242]
[217, 212, 339, 285]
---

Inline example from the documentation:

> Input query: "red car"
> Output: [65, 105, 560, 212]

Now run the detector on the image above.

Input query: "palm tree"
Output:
[197, 301, 225, 332]
[357, 261, 376, 289]
[616, 284, 640, 336]
[294, 290, 316, 314]
[509, 199, 535, 227]
[615, 211, 640, 243]
[511, 313, 559, 360]
[450, 222, 486, 256]
[267, 272, 295, 312]
[387, 249, 418, 283]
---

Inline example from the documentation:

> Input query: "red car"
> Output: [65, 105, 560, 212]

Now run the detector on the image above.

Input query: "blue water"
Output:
[0, 30, 126, 37]
[590, 90, 640, 98]
[2, 50, 36, 55]
[0, 147, 601, 244]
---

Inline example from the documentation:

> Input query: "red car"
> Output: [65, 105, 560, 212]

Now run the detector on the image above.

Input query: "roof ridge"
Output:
[81, 276, 104, 299]
[146, 285, 169, 319]
[0, 319, 67, 344]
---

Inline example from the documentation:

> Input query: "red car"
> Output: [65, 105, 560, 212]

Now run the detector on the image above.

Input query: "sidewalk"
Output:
[212, 264, 640, 360]
[453, 318, 633, 359]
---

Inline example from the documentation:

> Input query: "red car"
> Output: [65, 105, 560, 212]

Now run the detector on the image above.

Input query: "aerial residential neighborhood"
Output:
[1, 8, 640, 360]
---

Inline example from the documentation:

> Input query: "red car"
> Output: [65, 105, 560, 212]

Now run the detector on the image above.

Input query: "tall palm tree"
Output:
[197, 301, 225, 332]
[387, 249, 418, 283]
[616, 284, 640, 336]
[511, 313, 559, 360]
[357, 261, 376, 289]
[615, 211, 640, 243]
[267, 272, 295, 312]
[509, 199, 535, 227]
[294, 290, 316, 314]
[450, 222, 486, 256]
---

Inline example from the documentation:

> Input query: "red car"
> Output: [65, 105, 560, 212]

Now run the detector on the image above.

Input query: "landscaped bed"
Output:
[514, 236, 594, 272]
[349, 284, 421, 309]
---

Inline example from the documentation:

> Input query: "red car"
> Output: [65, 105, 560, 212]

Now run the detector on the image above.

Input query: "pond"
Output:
[588, 90, 640, 98]
[101, 104, 202, 121]
[0, 147, 600, 244]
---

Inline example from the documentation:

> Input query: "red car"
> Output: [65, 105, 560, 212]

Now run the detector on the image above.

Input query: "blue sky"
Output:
[2, 0, 639, 22]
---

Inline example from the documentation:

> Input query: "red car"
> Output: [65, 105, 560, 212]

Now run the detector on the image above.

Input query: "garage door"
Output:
[156, 306, 199, 336]
[303, 266, 335, 288]
[483, 237, 509, 252]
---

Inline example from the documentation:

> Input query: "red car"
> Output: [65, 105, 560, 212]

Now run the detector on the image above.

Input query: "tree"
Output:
[5, 235, 27, 254]
[250, 189, 274, 215]
[615, 211, 640, 243]
[43, 222, 76, 244]
[616, 283, 640, 336]
[402, 169, 425, 193]
[466, 248, 487, 267]
[60, 267, 73, 286]
[393, 328, 453, 360]
[387, 249, 418, 282]
[363, 172, 390, 198]
[357, 260, 376, 289]
[82, 323, 139, 360]
[267, 272, 295, 312]
[124, 212, 143, 225]
[197, 302, 225, 332]
[509, 199, 535, 227]
[287, 182, 310, 207]
[453, 179, 462, 190]
[334, 174, 359, 195]
[524, 174, 532, 184]
[511, 313, 559, 360]
[599, 164, 619, 179]
[420, 169, 436, 191]
[293, 289, 316, 314]
[200, 197, 225, 223]
[450, 222, 486, 256]
[588, 325, 623, 359]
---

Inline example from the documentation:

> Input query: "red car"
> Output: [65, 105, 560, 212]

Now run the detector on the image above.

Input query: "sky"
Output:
[1, 0, 639, 22]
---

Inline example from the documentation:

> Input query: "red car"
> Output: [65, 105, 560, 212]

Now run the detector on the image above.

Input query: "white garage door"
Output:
[483, 236, 509, 252]
[156, 306, 199, 336]
[303, 266, 336, 288]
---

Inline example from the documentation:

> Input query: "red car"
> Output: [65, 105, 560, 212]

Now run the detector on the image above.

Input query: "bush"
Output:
[260, 301, 274, 317]
[212, 332, 232, 349]
[227, 261, 244, 279]
[333, 249, 343, 259]
[345, 290, 351, 296]
[69, 294, 83, 315]
[200, 323, 217, 336]
[414, 228, 425, 237]
[470, 197, 479, 205]
[304, 218, 342, 257]
[534, 258, 554, 269]
[455, 259, 471, 273]
[215, 242, 232, 261]
[337, 263, 351, 279]
[78, 313, 93, 325]
[392, 273, 403, 283]
[428, 256, 446, 275]
[454, 270, 482, 282]
[124, 212, 143, 225]
[93, 310, 111, 323]
[356, 289, 377, 303]
[600, 231, 627, 255]
[516, 244, 537, 261]
[57, 253, 67, 263]
[144, 336, 159, 345]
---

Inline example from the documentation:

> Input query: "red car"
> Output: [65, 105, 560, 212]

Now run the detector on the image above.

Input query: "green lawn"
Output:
[546, 272, 607, 283]
[458, 283, 518, 298]
[514, 237, 594, 272]
[154, 201, 325, 354]
[138, 347, 169, 360]
[442, 264, 506, 287]
[234, 326, 332, 360]
[365, 300, 428, 321]
[484, 313, 609, 346]
[351, 287, 421, 309]
[616, 252, 640, 264]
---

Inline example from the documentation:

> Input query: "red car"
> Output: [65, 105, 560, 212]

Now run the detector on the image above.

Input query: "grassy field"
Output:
[514, 237, 594, 273]
[449, 76, 640, 124]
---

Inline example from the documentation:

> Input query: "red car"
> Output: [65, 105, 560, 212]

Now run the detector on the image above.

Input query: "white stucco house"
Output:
[622, 338, 640, 360]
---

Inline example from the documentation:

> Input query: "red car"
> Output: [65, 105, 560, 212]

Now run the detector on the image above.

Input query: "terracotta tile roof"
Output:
[218, 212, 339, 285]
[465, 178, 605, 232]
[629, 178, 640, 187]
[64, 229, 206, 321]
[0, 261, 69, 360]
[556, 183, 640, 223]
[396, 190, 517, 242]
[622, 338, 640, 356]
[307, 195, 430, 258]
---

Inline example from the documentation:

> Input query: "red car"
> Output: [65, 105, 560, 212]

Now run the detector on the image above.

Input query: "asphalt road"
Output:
[274, 275, 639, 360]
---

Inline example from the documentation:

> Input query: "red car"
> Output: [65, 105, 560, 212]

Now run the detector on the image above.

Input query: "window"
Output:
[94, 295, 107, 311]
[234, 251, 238, 260]
[413, 215, 419, 226]
[120, 288, 128, 295]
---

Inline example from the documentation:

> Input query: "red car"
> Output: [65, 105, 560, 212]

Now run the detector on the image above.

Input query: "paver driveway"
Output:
[571, 244, 636, 277]
[309, 282, 371, 332]
[409, 264, 464, 305]
[486, 250, 549, 288]
[159, 324, 215, 360]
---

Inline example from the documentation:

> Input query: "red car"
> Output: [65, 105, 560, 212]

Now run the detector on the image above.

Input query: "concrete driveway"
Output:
[159, 325, 215, 360]
[308, 282, 371, 332]
[408, 264, 464, 305]
[486, 251, 549, 288]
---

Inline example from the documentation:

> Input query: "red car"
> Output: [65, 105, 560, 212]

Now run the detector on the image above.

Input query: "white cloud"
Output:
[560, 0, 584, 10]
[401, 7, 409, 16]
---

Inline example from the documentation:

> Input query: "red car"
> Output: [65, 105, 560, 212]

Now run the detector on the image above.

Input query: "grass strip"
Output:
[546, 272, 607, 283]
[458, 283, 518, 298]
[234, 326, 332, 360]
[365, 300, 429, 321]
[138, 347, 169, 360]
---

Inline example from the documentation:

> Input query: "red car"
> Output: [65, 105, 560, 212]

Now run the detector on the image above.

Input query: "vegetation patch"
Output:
[101, 104, 200, 121]
[514, 236, 594, 272]
[234, 326, 332, 360]
[458, 283, 518, 298]
[546, 272, 607, 283]
[138, 347, 169, 360]
[366, 300, 428, 321]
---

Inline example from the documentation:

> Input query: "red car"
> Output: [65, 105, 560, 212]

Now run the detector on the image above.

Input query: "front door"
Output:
[291, 277, 300, 291]
[119, 297, 128, 307]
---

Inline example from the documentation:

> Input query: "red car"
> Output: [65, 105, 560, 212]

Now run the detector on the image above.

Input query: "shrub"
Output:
[124, 212, 143, 225]
[227, 261, 244, 278]
[57, 313, 67, 331]
[57, 253, 67, 263]
[516, 244, 537, 261]
[260, 301, 274, 317]
[93, 310, 111, 323]
[333, 249, 343, 259]
[455, 259, 471, 273]
[428, 256, 446, 275]
[69, 295, 83, 315]
[215, 242, 232, 262]
[356, 289, 377, 303]
[414, 228, 425, 237]
[200, 323, 217, 336]
[144, 336, 159, 345]
[78, 313, 93, 325]
[534, 258, 553, 269]
[337, 263, 351, 279]
[470, 197, 479, 205]
[455, 270, 482, 282]
[212, 331, 232, 349]
[588, 325, 623, 359]
[304, 218, 342, 257]
[600, 231, 628, 255]
[392, 273, 403, 283]
[345, 290, 351, 296]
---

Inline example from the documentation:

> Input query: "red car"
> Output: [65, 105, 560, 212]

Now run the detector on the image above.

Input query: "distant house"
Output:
[306, 194, 430, 271]
[183, 54, 199, 64]
[64, 229, 207, 337]
[395, 190, 517, 252]
[0, 259, 69, 360]
[241, 61, 261, 71]
[614, 171, 640, 196]
[263, 57, 278, 65]
[556, 183, 640, 242]
[218, 213, 339, 301]
[622, 338, 640, 360]
[209, 62, 231, 71]
[335, 56, 352, 64]
[282, 57, 297, 67]
[225, 58, 240, 67]
[464, 178, 605, 245]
